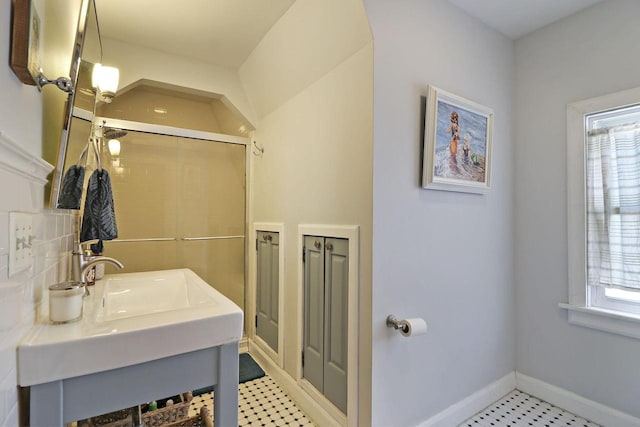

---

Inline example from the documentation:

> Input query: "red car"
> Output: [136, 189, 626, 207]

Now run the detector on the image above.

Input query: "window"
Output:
[564, 87, 640, 339]
[585, 105, 640, 315]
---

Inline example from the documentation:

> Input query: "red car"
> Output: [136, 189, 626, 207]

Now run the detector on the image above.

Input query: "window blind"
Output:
[587, 122, 640, 290]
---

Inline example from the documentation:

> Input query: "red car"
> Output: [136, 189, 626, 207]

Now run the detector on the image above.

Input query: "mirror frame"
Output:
[49, 0, 95, 208]
[9, 0, 41, 85]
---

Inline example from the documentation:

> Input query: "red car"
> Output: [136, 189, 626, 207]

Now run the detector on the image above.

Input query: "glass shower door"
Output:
[106, 131, 180, 272]
[178, 137, 246, 309]
[98, 129, 246, 311]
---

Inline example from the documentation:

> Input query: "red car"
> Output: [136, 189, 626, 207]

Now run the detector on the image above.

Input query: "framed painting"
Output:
[422, 85, 493, 194]
[10, 0, 41, 85]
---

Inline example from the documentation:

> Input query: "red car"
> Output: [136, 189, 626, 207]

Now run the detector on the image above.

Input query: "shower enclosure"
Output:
[62, 114, 247, 313]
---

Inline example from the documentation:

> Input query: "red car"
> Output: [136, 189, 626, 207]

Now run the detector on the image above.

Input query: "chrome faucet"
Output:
[71, 240, 124, 284]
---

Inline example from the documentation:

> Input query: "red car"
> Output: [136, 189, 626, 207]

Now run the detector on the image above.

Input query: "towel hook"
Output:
[252, 140, 264, 157]
[76, 137, 101, 171]
[91, 137, 102, 172]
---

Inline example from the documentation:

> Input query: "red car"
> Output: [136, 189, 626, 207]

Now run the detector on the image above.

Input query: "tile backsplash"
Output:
[0, 209, 74, 425]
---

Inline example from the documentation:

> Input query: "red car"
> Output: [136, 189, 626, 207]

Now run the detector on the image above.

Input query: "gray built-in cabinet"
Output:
[256, 231, 280, 352]
[302, 236, 348, 414]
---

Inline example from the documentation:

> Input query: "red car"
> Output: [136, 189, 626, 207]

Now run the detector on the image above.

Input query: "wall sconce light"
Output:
[92, 63, 120, 102]
[108, 139, 121, 157]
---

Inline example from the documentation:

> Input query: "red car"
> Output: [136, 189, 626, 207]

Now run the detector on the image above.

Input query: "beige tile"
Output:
[63, 115, 247, 313]
[110, 132, 179, 239]
[102, 240, 180, 274]
[98, 86, 251, 137]
[179, 138, 246, 238]
[182, 239, 245, 309]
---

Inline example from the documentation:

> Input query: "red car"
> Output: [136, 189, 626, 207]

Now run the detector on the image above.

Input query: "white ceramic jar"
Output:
[49, 282, 84, 323]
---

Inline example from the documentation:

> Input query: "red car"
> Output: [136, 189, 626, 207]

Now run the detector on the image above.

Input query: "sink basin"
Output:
[96, 269, 219, 322]
[18, 269, 243, 387]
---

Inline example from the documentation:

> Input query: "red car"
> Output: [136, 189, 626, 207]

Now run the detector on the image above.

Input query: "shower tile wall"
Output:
[63, 90, 248, 311]
[100, 132, 246, 310]
[97, 86, 251, 137]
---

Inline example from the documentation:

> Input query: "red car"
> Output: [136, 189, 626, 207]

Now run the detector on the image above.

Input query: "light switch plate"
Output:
[9, 212, 34, 277]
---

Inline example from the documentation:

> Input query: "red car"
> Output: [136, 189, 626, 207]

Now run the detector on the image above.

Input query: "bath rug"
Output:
[193, 353, 265, 396]
[239, 352, 266, 384]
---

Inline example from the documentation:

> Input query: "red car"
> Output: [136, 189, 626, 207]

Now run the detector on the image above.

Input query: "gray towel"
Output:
[57, 165, 85, 209]
[80, 169, 118, 241]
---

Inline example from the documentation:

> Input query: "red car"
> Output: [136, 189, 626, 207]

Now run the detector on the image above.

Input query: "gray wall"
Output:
[515, 0, 640, 417]
[365, 0, 515, 425]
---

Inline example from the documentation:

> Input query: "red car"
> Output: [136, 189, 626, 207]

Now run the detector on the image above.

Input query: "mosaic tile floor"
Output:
[460, 390, 601, 427]
[189, 375, 316, 426]
[189, 371, 600, 427]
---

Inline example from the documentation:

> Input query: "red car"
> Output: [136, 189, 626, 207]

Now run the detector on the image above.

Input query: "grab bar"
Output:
[181, 236, 245, 241]
[110, 238, 176, 243]
[109, 236, 245, 243]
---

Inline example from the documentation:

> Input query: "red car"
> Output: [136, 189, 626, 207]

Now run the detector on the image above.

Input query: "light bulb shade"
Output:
[108, 139, 121, 157]
[91, 63, 102, 89]
[92, 63, 120, 96]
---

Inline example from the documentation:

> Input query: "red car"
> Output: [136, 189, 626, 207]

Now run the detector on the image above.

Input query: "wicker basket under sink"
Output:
[76, 392, 193, 427]
[163, 406, 213, 427]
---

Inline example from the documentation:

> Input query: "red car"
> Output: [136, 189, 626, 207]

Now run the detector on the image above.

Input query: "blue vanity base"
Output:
[27, 342, 239, 427]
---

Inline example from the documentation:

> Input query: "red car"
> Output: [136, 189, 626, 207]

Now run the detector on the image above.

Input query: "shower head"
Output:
[103, 127, 128, 139]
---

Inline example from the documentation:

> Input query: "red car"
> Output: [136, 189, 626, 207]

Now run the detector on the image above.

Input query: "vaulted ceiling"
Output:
[94, 0, 604, 70]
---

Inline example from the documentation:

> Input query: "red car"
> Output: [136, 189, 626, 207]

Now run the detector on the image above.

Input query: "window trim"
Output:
[564, 86, 640, 339]
[593, 286, 640, 315]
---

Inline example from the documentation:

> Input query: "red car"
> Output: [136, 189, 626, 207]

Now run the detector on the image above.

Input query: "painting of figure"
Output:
[423, 86, 493, 194]
[434, 100, 488, 182]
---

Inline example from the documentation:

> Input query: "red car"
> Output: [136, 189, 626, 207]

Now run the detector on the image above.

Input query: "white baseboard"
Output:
[418, 372, 515, 427]
[516, 372, 640, 427]
[244, 353, 640, 427]
[417, 371, 640, 427]
[248, 339, 342, 427]
[239, 336, 249, 354]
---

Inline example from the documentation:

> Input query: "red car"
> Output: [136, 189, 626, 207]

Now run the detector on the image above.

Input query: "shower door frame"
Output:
[93, 114, 251, 146]
[90, 113, 251, 332]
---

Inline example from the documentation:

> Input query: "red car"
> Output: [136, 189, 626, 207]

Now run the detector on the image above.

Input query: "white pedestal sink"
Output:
[18, 269, 243, 427]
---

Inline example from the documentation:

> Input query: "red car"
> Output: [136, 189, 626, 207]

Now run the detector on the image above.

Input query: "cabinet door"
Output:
[323, 238, 348, 414]
[303, 235, 325, 392]
[256, 231, 279, 352]
[302, 236, 349, 414]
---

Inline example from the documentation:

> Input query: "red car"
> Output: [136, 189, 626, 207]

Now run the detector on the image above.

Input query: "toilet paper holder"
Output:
[386, 315, 410, 334]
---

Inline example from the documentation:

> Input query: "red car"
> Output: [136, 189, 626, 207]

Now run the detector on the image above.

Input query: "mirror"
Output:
[45, 0, 102, 207]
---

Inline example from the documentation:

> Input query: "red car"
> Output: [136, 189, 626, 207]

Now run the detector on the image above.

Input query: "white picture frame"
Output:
[422, 85, 493, 194]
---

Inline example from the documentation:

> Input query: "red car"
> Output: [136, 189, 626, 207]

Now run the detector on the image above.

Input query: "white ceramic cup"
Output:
[49, 282, 84, 323]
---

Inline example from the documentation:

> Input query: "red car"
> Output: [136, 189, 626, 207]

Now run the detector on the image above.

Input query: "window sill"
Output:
[559, 303, 640, 340]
